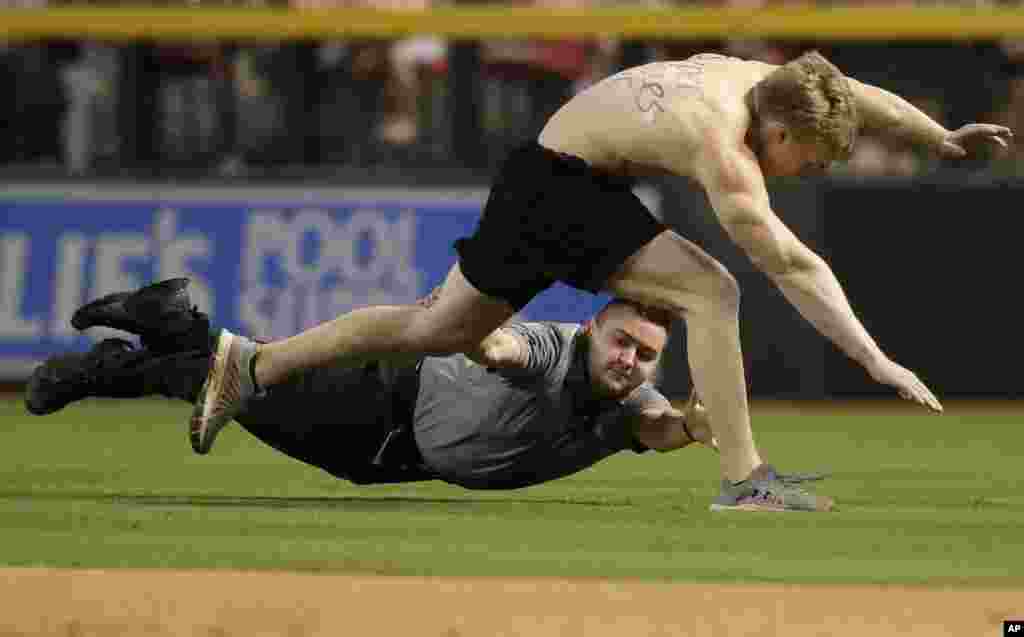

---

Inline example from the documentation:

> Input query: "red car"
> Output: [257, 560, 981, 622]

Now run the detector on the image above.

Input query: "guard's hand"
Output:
[679, 390, 717, 450]
[640, 399, 718, 451]
[865, 357, 943, 413]
[940, 123, 1013, 160]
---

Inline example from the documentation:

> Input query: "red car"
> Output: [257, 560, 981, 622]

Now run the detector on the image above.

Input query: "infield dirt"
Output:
[1, 568, 1021, 636]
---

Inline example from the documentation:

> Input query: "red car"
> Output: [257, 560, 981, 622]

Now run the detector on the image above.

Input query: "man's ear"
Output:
[581, 319, 594, 336]
[773, 120, 789, 145]
[763, 118, 787, 145]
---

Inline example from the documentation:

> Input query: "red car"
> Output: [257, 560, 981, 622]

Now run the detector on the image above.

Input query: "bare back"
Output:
[538, 54, 775, 180]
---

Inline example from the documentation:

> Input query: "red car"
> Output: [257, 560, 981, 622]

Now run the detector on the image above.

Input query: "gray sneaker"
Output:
[190, 330, 262, 454]
[710, 464, 835, 512]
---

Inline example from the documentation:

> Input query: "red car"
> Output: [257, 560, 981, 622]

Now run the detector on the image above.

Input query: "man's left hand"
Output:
[940, 123, 1013, 159]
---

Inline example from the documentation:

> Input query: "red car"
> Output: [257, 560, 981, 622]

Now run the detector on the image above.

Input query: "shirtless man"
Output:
[191, 51, 1011, 511]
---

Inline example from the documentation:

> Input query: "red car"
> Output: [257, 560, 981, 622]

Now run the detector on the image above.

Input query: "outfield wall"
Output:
[0, 178, 1020, 398]
[0, 184, 660, 379]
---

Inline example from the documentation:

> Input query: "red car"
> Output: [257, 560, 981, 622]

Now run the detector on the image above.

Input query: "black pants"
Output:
[111, 348, 433, 484]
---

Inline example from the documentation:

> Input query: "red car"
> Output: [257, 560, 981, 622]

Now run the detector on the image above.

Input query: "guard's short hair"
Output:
[754, 50, 859, 161]
[596, 298, 675, 333]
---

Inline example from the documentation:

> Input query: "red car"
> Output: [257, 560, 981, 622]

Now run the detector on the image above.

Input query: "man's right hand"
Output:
[865, 357, 943, 413]
[939, 123, 1013, 160]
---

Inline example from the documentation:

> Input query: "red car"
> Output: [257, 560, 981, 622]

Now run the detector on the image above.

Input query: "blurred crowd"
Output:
[3, 0, 1024, 178]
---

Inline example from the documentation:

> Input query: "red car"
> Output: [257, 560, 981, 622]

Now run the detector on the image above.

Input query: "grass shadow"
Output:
[0, 491, 636, 511]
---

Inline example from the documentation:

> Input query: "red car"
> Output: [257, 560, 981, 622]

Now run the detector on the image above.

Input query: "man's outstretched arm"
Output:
[695, 137, 943, 412]
[847, 77, 1012, 158]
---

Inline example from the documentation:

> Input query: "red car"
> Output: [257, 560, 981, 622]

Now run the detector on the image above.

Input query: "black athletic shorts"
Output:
[455, 141, 667, 310]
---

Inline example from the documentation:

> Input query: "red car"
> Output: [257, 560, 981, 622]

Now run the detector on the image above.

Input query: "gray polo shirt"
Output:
[413, 322, 668, 490]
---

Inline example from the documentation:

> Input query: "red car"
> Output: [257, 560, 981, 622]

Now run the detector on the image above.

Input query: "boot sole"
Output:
[190, 331, 235, 454]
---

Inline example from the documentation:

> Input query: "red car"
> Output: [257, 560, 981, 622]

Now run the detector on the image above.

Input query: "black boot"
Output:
[25, 338, 212, 415]
[25, 338, 137, 415]
[71, 278, 211, 354]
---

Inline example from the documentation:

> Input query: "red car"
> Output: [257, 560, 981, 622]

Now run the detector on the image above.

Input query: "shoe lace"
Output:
[747, 487, 786, 507]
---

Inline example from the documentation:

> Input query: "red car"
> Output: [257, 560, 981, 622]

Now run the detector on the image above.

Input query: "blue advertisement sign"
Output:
[0, 186, 610, 375]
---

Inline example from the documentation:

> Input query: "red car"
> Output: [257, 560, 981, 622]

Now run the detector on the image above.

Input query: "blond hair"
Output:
[754, 50, 859, 161]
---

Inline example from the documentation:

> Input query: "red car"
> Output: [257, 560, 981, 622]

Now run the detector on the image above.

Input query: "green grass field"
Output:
[1, 396, 1021, 586]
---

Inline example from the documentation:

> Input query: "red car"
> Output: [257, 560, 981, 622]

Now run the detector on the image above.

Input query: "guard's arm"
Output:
[466, 328, 530, 369]
[624, 386, 690, 452]
[626, 387, 715, 452]
[631, 406, 693, 452]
